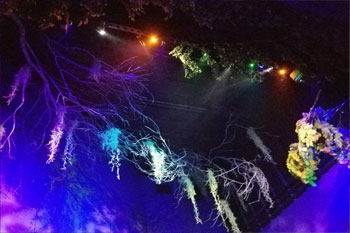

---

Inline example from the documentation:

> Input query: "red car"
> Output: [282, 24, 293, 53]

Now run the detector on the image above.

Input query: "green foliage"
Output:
[145, 140, 168, 184]
[169, 42, 274, 82]
[182, 176, 202, 224]
[169, 45, 202, 79]
[220, 200, 241, 233]
[287, 105, 350, 186]
[286, 143, 318, 186]
[207, 169, 241, 233]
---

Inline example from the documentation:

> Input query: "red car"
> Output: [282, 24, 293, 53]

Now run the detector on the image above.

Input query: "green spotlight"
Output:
[249, 62, 255, 68]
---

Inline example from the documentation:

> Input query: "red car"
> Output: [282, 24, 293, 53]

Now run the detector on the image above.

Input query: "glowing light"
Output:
[249, 62, 256, 69]
[258, 67, 274, 74]
[278, 69, 287, 76]
[290, 69, 303, 82]
[203, 53, 208, 57]
[97, 29, 106, 36]
[149, 36, 158, 44]
[265, 67, 273, 72]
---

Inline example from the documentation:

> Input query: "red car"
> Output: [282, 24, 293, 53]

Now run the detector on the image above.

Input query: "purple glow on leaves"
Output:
[4, 65, 31, 106]
[47, 107, 66, 164]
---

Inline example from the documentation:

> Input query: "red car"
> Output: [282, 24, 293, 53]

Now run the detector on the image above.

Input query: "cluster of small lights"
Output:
[247, 59, 304, 83]
[248, 60, 303, 82]
[248, 62, 274, 74]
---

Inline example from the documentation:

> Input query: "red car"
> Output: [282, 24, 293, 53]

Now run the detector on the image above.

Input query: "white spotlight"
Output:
[97, 29, 107, 36]
[259, 67, 274, 74]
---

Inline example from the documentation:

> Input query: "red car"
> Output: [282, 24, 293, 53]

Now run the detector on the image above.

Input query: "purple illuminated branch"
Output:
[3, 14, 150, 163]
[47, 106, 66, 164]
[0, 65, 31, 155]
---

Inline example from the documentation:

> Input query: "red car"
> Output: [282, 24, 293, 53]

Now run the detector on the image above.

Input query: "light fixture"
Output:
[149, 36, 158, 44]
[258, 67, 273, 74]
[265, 67, 273, 72]
[97, 29, 107, 36]
[290, 69, 303, 82]
[278, 69, 287, 76]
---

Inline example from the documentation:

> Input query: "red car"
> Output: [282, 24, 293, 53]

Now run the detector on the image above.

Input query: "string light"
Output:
[249, 62, 256, 69]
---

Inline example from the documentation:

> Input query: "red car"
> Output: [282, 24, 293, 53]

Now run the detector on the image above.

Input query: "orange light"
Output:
[149, 36, 158, 44]
[278, 69, 286, 76]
